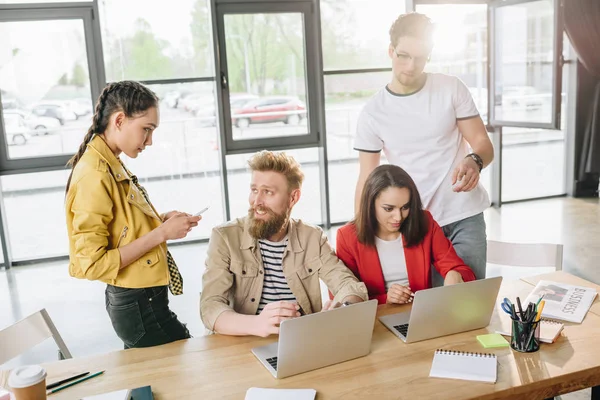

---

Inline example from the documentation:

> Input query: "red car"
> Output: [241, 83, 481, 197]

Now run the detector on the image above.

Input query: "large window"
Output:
[0, 0, 577, 266]
[97, 0, 222, 243]
[500, 60, 570, 202]
[1, 170, 70, 260]
[324, 71, 390, 223]
[491, 0, 562, 128]
[99, 0, 213, 81]
[122, 82, 222, 241]
[0, 12, 98, 164]
[222, 13, 309, 141]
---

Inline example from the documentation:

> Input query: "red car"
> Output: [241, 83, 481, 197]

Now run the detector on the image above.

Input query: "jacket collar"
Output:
[241, 216, 303, 253]
[87, 135, 128, 182]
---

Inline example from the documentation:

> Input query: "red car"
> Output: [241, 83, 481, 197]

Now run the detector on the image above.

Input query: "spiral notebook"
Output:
[429, 349, 497, 383]
[495, 315, 564, 344]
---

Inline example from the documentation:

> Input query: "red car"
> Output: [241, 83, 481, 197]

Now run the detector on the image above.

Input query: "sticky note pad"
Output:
[477, 333, 509, 348]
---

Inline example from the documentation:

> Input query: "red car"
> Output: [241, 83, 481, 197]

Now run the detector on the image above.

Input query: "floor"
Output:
[1, 197, 598, 399]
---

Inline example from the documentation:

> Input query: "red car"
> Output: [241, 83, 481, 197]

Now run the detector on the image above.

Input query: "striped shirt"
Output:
[256, 237, 296, 314]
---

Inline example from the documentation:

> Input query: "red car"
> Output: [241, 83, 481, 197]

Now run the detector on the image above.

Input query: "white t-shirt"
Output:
[375, 235, 409, 291]
[354, 73, 490, 226]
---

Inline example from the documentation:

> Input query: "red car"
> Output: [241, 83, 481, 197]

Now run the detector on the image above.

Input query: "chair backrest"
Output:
[487, 240, 563, 270]
[0, 309, 72, 365]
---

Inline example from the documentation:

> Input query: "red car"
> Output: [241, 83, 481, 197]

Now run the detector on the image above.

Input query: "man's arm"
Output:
[458, 116, 494, 168]
[354, 151, 381, 214]
[452, 116, 494, 192]
[317, 228, 368, 305]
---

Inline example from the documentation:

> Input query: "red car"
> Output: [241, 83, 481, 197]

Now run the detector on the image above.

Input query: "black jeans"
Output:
[105, 285, 191, 349]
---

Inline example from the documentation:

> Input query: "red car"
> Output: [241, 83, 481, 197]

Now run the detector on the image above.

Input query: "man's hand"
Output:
[321, 295, 364, 311]
[321, 300, 341, 311]
[452, 157, 480, 192]
[444, 270, 464, 286]
[386, 284, 414, 304]
[252, 301, 301, 337]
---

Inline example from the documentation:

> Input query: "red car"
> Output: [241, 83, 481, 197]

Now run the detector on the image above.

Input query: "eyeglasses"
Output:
[393, 49, 430, 66]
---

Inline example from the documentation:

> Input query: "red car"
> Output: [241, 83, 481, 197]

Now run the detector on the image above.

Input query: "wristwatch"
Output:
[465, 153, 483, 172]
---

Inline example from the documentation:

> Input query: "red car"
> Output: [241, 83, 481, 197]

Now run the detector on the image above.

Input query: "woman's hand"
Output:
[386, 284, 414, 304]
[444, 270, 464, 286]
[161, 210, 190, 221]
[159, 213, 201, 240]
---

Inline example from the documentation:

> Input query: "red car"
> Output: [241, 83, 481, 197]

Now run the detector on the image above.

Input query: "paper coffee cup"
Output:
[8, 365, 47, 400]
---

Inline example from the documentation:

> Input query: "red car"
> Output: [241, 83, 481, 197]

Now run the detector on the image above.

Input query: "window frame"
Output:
[489, 0, 564, 129]
[0, 2, 106, 175]
[213, 1, 324, 155]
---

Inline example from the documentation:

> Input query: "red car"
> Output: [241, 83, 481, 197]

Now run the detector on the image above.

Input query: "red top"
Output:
[335, 211, 475, 304]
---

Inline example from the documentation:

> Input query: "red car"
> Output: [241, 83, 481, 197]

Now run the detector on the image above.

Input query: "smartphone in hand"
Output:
[194, 206, 210, 217]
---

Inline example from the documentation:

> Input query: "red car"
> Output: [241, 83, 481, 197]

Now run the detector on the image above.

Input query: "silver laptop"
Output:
[252, 299, 378, 379]
[379, 277, 503, 343]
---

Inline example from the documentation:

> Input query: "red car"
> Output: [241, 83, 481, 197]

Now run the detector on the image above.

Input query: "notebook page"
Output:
[245, 388, 317, 400]
[429, 350, 497, 383]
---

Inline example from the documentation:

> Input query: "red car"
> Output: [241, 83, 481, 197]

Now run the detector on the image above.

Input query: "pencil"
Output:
[46, 370, 105, 395]
[535, 301, 546, 322]
[46, 372, 90, 390]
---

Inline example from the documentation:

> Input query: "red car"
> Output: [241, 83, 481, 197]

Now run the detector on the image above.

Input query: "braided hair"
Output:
[65, 81, 158, 192]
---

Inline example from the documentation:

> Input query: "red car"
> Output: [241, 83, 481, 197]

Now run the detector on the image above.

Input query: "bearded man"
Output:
[200, 151, 367, 337]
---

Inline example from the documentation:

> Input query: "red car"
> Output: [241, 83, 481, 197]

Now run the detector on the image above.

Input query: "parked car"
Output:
[496, 86, 544, 110]
[231, 96, 306, 128]
[4, 109, 60, 135]
[31, 103, 77, 125]
[179, 94, 211, 114]
[194, 94, 258, 126]
[64, 98, 93, 117]
[3, 114, 30, 145]
[229, 94, 259, 110]
[1, 96, 25, 110]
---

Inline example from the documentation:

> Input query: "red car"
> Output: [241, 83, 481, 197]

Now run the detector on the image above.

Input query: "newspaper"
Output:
[525, 280, 598, 323]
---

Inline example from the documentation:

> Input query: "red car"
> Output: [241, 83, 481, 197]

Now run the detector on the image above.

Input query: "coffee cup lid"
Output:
[8, 365, 47, 389]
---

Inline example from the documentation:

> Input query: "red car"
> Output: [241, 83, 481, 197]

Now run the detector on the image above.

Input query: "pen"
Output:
[46, 372, 90, 390]
[523, 323, 538, 351]
[46, 371, 105, 395]
[536, 295, 545, 306]
[516, 297, 524, 321]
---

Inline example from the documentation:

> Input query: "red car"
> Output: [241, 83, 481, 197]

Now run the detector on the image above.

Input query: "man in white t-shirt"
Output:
[354, 12, 494, 286]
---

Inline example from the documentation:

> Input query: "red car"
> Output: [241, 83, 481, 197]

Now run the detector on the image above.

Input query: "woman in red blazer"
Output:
[336, 165, 475, 305]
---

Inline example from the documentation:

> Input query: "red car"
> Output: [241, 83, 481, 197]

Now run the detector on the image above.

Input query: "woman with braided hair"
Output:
[65, 80, 201, 348]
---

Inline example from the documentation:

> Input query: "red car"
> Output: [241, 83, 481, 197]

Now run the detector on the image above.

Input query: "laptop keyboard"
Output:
[393, 323, 409, 337]
[266, 356, 278, 370]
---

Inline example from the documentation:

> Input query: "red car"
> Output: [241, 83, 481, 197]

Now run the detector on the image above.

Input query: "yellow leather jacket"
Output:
[65, 135, 169, 288]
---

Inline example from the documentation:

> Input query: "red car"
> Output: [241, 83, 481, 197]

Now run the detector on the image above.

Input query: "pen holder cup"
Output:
[510, 318, 541, 353]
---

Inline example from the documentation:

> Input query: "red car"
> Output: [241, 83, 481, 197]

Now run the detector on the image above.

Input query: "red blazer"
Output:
[335, 211, 475, 304]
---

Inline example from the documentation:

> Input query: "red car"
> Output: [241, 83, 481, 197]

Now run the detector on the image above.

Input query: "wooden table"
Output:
[2, 273, 600, 400]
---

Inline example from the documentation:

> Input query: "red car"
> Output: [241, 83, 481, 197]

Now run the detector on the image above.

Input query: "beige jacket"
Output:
[200, 217, 368, 331]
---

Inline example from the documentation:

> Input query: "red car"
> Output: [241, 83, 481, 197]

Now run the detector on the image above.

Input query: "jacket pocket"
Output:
[297, 257, 322, 280]
[230, 261, 259, 278]
[139, 250, 160, 268]
[230, 261, 258, 303]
